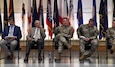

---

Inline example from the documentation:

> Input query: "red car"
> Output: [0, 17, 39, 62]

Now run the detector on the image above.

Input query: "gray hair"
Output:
[34, 20, 40, 24]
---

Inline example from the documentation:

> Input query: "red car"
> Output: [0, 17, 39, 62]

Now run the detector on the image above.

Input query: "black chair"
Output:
[26, 39, 45, 63]
[52, 38, 72, 63]
[84, 42, 92, 50]
[106, 38, 112, 59]
[79, 41, 99, 61]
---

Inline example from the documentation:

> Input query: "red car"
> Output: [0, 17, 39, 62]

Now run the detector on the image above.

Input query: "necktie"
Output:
[34, 28, 40, 41]
[9, 26, 13, 36]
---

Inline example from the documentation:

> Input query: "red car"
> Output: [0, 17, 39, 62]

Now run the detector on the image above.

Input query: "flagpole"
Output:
[22, 0, 26, 40]
[52, 0, 54, 39]
[0, 6, 1, 61]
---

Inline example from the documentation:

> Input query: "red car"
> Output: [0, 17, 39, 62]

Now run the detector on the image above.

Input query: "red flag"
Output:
[58, 0, 63, 24]
[58, 0, 69, 25]
[9, 0, 15, 20]
[27, 0, 32, 30]
[46, 0, 52, 38]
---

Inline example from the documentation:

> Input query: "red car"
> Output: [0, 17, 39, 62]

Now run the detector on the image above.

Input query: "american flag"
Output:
[46, 0, 52, 38]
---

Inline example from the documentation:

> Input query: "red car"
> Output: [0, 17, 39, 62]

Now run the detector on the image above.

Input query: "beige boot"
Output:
[67, 44, 72, 49]
[79, 55, 87, 61]
[55, 53, 61, 60]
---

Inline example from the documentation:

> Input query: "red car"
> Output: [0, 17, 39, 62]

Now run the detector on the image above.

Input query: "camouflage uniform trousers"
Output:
[109, 38, 115, 50]
[79, 39, 98, 56]
[54, 34, 70, 54]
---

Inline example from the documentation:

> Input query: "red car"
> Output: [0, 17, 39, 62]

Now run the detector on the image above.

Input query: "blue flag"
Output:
[32, 0, 38, 27]
[99, 0, 108, 39]
[93, 0, 97, 27]
[53, 0, 59, 27]
[77, 0, 83, 26]
[103, 0, 108, 34]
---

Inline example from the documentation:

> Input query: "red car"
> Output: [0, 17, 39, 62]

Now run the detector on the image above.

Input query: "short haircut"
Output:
[8, 17, 14, 21]
[34, 20, 40, 24]
[113, 20, 115, 22]
[63, 17, 69, 21]
[89, 18, 94, 22]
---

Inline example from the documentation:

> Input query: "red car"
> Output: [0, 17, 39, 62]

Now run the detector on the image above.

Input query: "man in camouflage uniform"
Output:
[77, 19, 99, 61]
[106, 20, 115, 54]
[53, 17, 73, 60]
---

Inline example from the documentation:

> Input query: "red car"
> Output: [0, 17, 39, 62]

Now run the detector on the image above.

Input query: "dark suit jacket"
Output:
[2, 25, 22, 49]
[2, 25, 22, 40]
[27, 27, 46, 49]
[27, 27, 46, 40]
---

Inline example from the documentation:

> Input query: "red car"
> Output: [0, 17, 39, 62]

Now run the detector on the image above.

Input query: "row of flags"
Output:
[99, 0, 108, 39]
[77, 0, 108, 39]
[0, 0, 14, 34]
[27, 0, 44, 30]
[0, 0, 114, 39]
[46, 0, 52, 38]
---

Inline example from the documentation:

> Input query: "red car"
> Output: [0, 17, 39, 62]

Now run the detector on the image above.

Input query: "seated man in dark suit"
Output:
[0, 17, 22, 60]
[24, 20, 46, 63]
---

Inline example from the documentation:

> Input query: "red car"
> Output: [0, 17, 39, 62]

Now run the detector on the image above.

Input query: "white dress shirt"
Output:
[8, 25, 15, 37]
[33, 28, 41, 41]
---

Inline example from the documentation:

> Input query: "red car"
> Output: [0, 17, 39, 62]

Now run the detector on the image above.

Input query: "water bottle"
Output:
[49, 52, 52, 60]
[32, 53, 36, 63]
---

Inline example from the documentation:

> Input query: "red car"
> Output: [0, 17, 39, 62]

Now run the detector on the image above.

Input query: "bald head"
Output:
[34, 20, 41, 28]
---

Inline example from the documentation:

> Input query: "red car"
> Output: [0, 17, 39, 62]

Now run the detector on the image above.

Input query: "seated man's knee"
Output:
[79, 39, 86, 44]
[91, 39, 98, 45]
[11, 40, 18, 46]
[60, 37, 67, 44]
[28, 41, 34, 45]
[0, 39, 7, 46]
[37, 39, 43, 43]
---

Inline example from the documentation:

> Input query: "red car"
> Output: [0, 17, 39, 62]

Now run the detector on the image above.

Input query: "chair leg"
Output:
[43, 49, 44, 63]
[0, 47, 1, 60]
[106, 48, 108, 64]
[18, 49, 19, 64]
[18, 48, 21, 64]
[52, 45, 55, 63]
[70, 48, 71, 63]
[96, 48, 99, 64]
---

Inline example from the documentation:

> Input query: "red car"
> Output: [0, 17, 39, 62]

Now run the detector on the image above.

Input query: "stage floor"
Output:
[0, 50, 115, 67]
